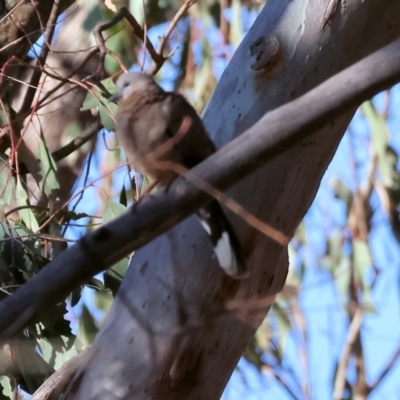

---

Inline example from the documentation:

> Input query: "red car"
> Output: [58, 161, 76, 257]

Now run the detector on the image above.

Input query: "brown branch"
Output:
[0, 37, 400, 341]
[93, 7, 161, 77]
[288, 296, 310, 399]
[93, 3, 197, 77]
[51, 120, 101, 162]
[333, 307, 363, 400]
[31, 350, 88, 400]
[262, 364, 300, 400]
[18, 0, 61, 115]
[151, 0, 197, 74]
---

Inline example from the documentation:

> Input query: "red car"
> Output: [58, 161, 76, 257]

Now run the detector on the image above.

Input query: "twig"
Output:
[262, 364, 300, 400]
[93, 8, 158, 77]
[93, 3, 197, 76]
[333, 307, 363, 400]
[151, 0, 197, 74]
[18, 0, 61, 115]
[288, 296, 310, 399]
[51, 120, 101, 162]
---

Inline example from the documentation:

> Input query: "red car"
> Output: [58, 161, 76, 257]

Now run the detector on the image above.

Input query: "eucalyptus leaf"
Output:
[36, 137, 59, 197]
[0, 154, 13, 213]
[352, 239, 372, 284]
[103, 201, 127, 223]
[15, 178, 39, 232]
[272, 302, 291, 352]
[77, 305, 98, 347]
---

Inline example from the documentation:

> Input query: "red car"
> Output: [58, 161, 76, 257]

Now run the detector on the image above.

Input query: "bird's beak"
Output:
[108, 91, 122, 103]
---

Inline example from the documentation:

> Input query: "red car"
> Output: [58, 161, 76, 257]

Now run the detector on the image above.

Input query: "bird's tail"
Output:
[196, 201, 249, 279]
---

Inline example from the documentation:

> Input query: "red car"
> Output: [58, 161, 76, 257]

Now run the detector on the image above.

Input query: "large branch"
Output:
[1, 37, 400, 341]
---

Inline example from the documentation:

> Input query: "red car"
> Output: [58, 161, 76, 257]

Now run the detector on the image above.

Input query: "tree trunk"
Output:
[70, 0, 400, 399]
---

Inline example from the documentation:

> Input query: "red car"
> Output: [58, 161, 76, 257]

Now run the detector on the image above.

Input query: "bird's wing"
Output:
[161, 93, 217, 168]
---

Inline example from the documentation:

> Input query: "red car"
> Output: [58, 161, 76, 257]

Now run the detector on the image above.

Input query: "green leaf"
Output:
[104, 257, 129, 295]
[94, 289, 114, 320]
[254, 317, 272, 353]
[11, 334, 54, 394]
[230, 0, 243, 47]
[36, 136, 59, 197]
[48, 221, 67, 258]
[361, 101, 392, 187]
[99, 101, 117, 132]
[0, 376, 14, 399]
[77, 305, 98, 347]
[362, 285, 377, 314]
[11, 222, 46, 274]
[37, 335, 78, 371]
[81, 78, 117, 112]
[81, 78, 118, 131]
[287, 245, 301, 286]
[81, 92, 100, 111]
[334, 257, 351, 307]
[330, 177, 353, 212]
[103, 201, 127, 223]
[119, 184, 127, 207]
[0, 153, 13, 213]
[324, 231, 344, 269]
[352, 239, 371, 284]
[15, 178, 39, 232]
[272, 303, 291, 351]
[294, 221, 307, 245]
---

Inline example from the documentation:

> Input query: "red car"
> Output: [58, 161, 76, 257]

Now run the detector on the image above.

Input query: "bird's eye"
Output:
[122, 81, 129, 88]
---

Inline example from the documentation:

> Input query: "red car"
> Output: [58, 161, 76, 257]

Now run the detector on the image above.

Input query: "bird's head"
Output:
[109, 72, 158, 102]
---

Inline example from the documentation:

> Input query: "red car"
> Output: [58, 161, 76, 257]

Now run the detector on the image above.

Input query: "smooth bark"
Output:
[69, 1, 400, 399]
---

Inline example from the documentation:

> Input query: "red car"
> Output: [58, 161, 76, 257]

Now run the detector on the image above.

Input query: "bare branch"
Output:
[262, 364, 300, 400]
[93, 7, 160, 76]
[151, 0, 197, 74]
[93, 3, 197, 77]
[18, 0, 61, 115]
[31, 350, 88, 400]
[51, 120, 101, 162]
[333, 308, 363, 400]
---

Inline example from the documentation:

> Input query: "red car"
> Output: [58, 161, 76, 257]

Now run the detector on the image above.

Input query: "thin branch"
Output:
[93, 4, 197, 76]
[154, 0, 197, 71]
[262, 364, 300, 400]
[93, 7, 160, 76]
[18, 0, 62, 115]
[0, 37, 400, 341]
[288, 296, 310, 399]
[51, 120, 100, 162]
[333, 307, 363, 400]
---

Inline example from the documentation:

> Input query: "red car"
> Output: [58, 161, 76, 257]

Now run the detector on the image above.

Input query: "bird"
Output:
[109, 72, 248, 279]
